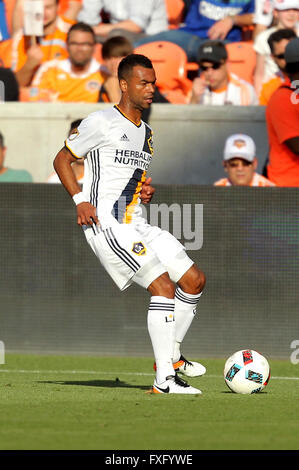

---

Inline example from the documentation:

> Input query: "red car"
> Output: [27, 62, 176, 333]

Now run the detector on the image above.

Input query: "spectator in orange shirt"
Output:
[259, 28, 297, 105]
[30, 22, 107, 102]
[266, 37, 299, 186]
[11, 0, 74, 87]
[214, 134, 275, 186]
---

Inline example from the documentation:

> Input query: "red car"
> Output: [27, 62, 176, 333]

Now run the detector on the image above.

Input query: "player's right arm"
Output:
[53, 146, 99, 227]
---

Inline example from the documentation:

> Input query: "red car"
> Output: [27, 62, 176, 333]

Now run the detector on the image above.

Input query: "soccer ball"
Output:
[224, 349, 270, 394]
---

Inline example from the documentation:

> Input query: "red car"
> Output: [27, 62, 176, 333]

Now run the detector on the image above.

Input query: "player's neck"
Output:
[117, 98, 142, 126]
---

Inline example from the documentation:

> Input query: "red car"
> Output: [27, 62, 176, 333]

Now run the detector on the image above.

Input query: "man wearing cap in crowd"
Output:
[189, 40, 258, 105]
[259, 28, 297, 105]
[253, 0, 299, 97]
[266, 36, 299, 186]
[214, 134, 275, 186]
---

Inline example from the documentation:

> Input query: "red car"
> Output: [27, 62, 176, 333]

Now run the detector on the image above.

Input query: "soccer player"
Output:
[11, 0, 74, 87]
[53, 54, 206, 394]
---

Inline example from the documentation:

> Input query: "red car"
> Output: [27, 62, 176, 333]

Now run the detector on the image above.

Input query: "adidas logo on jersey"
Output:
[120, 133, 129, 141]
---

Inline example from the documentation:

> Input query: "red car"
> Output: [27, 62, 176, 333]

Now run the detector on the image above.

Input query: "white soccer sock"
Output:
[147, 296, 175, 384]
[173, 287, 202, 363]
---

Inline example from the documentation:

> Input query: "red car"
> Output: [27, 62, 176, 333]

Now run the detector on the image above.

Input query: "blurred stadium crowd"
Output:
[0, 0, 298, 186]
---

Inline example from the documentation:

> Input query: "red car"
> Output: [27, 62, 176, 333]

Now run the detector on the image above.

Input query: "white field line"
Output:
[0, 369, 298, 380]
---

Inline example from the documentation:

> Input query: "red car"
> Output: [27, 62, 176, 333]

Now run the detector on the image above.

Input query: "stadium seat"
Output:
[164, 0, 184, 29]
[134, 41, 192, 103]
[226, 41, 256, 84]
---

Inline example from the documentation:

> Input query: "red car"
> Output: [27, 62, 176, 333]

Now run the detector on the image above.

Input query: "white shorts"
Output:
[83, 221, 194, 291]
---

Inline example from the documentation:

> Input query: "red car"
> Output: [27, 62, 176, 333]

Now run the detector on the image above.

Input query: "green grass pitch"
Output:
[0, 353, 298, 450]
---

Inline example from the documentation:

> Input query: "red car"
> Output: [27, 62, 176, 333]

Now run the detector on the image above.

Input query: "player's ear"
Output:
[119, 78, 128, 93]
[252, 157, 258, 170]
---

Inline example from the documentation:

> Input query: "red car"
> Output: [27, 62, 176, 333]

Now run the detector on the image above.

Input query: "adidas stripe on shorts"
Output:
[83, 221, 194, 291]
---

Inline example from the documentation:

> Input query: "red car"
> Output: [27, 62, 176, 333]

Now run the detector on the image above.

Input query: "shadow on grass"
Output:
[38, 378, 150, 391]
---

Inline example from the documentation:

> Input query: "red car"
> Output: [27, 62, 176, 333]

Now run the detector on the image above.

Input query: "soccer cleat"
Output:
[153, 355, 206, 378]
[152, 374, 202, 394]
[174, 355, 206, 378]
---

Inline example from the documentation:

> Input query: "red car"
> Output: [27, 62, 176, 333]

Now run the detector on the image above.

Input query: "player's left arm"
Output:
[53, 146, 99, 226]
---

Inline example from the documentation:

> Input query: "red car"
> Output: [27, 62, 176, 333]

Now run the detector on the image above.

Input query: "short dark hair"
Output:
[68, 119, 83, 137]
[268, 28, 297, 54]
[67, 22, 96, 43]
[0, 131, 4, 148]
[102, 36, 133, 60]
[118, 54, 153, 81]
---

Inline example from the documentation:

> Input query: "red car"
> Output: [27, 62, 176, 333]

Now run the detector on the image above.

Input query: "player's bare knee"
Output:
[178, 265, 206, 295]
[195, 269, 206, 293]
[148, 273, 175, 299]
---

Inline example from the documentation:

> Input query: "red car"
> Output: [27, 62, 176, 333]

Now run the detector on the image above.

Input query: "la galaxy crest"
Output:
[132, 242, 146, 256]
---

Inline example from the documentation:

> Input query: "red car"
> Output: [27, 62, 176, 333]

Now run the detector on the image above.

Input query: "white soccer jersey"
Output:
[65, 105, 153, 228]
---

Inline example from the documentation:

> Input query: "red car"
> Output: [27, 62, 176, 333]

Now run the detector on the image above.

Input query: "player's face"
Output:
[271, 38, 290, 72]
[43, 0, 58, 28]
[67, 31, 95, 67]
[224, 158, 257, 186]
[125, 66, 156, 110]
[200, 60, 227, 90]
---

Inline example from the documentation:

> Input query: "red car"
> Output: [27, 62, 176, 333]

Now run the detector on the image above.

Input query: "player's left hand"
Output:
[140, 177, 155, 204]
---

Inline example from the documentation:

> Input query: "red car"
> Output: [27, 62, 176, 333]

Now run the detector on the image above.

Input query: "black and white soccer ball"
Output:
[224, 349, 271, 394]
